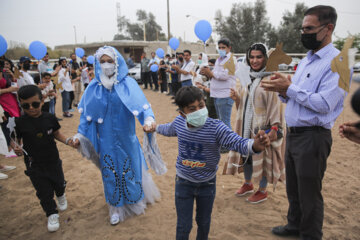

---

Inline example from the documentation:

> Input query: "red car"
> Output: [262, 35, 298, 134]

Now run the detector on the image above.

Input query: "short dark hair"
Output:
[70, 53, 76, 57]
[208, 58, 216, 65]
[18, 85, 43, 101]
[246, 43, 268, 66]
[305, 5, 337, 28]
[218, 38, 231, 47]
[166, 54, 170, 57]
[183, 50, 191, 56]
[42, 72, 51, 78]
[175, 86, 204, 110]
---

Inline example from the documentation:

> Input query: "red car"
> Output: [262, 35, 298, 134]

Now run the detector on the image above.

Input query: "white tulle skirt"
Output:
[108, 166, 161, 222]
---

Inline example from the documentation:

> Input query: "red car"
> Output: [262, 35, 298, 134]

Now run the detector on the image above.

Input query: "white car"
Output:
[128, 63, 141, 84]
[278, 57, 301, 71]
[353, 62, 360, 72]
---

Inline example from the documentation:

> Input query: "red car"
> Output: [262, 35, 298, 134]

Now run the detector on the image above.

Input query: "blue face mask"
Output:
[218, 49, 227, 58]
[197, 59, 202, 65]
[183, 107, 208, 127]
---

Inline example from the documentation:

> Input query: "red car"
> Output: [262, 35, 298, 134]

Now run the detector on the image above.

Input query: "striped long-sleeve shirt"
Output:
[280, 43, 346, 129]
[156, 115, 254, 183]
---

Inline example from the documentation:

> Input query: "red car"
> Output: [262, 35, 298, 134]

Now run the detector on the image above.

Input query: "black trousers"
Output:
[160, 79, 167, 93]
[151, 72, 159, 90]
[142, 72, 152, 89]
[25, 160, 66, 217]
[172, 82, 182, 96]
[69, 91, 74, 109]
[285, 128, 332, 240]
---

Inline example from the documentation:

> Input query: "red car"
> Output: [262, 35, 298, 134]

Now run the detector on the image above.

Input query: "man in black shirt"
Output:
[69, 53, 80, 108]
[14, 85, 76, 232]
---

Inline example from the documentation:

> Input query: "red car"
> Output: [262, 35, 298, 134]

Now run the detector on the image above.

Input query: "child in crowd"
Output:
[41, 72, 56, 113]
[13, 85, 76, 232]
[144, 86, 270, 240]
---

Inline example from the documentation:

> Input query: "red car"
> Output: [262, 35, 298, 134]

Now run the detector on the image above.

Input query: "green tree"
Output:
[333, 33, 360, 52]
[214, 0, 272, 52]
[276, 3, 308, 53]
[114, 10, 166, 41]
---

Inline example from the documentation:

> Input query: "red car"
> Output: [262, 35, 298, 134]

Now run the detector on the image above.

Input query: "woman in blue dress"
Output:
[73, 46, 166, 225]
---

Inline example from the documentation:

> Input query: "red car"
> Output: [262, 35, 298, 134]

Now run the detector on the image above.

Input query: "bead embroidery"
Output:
[101, 154, 143, 206]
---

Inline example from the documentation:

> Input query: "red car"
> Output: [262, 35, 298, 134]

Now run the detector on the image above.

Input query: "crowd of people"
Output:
[1, 4, 360, 240]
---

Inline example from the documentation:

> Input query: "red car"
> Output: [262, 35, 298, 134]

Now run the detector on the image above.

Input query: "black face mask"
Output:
[179, 57, 184, 62]
[23, 62, 30, 70]
[301, 27, 327, 50]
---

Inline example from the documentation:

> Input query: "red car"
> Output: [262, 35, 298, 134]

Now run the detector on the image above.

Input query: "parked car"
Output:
[278, 57, 301, 71]
[237, 56, 246, 63]
[128, 63, 141, 84]
[353, 62, 360, 72]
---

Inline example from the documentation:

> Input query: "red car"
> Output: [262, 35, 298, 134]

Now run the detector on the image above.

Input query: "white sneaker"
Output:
[56, 194, 67, 211]
[0, 165, 16, 172]
[5, 149, 17, 158]
[47, 214, 59, 232]
[0, 172, 8, 180]
[110, 213, 120, 225]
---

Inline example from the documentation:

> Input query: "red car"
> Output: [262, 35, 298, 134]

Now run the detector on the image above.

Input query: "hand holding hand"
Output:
[252, 130, 270, 152]
[14, 146, 23, 156]
[339, 121, 360, 144]
[260, 72, 291, 93]
[143, 122, 157, 133]
[230, 88, 239, 102]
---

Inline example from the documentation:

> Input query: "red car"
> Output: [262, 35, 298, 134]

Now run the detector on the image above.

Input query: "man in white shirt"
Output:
[18, 56, 35, 88]
[173, 50, 195, 87]
[148, 52, 160, 91]
[201, 38, 237, 131]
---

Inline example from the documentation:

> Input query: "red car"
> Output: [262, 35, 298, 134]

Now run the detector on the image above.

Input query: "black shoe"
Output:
[63, 113, 73, 118]
[171, 96, 175, 99]
[272, 225, 300, 237]
[57, 118, 63, 121]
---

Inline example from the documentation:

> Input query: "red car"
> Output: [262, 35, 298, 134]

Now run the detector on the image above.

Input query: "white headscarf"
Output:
[95, 47, 118, 90]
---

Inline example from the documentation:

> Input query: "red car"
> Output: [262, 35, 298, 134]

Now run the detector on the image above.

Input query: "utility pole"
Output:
[143, 22, 146, 41]
[167, 0, 170, 41]
[73, 26, 77, 44]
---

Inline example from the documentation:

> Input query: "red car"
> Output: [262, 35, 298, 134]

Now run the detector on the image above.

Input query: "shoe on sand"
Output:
[47, 214, 59, 232]
[235, 183, 254, 196]
[0, 173, 8, 180]
[56, 194, 68, 211]
[0, 165, 16, 172]
[110, 214, 120, 225]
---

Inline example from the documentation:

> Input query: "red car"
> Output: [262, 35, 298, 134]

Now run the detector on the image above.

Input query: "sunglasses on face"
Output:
[21, 101, 41, 110]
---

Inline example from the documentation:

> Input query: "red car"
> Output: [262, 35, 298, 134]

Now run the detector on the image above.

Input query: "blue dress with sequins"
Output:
[77, 46, 158, 209]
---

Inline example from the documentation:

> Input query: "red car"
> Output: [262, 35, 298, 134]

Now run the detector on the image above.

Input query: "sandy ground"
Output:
[0, 81, 360, 240]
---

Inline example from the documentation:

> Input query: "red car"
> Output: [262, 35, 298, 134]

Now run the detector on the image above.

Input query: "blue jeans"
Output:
[49, 98, 55, 115]
[214, 97, 234, 129]
[175, 176, 216, 240]
[244, 156, 268, 188]
[181, 79, 192, 87]
[61, 91, 70, 113]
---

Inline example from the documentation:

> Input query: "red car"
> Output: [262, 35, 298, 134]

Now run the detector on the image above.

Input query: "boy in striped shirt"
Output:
[144, 86, 269, 240]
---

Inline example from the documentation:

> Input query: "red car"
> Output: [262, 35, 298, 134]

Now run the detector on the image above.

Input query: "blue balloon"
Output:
[150, 64, 159, 72]
[194, 20, 212, 43]
[0, 35, 7, 57]
[75, 47, 85, 58]
[29, 41, 47, 60]
[87, 55, 95, 64]
[156, 48, 165, 58]
[169, 38, 180, 50]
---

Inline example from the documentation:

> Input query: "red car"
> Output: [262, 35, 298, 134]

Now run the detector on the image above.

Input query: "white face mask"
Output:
[100, 62, 116, 77]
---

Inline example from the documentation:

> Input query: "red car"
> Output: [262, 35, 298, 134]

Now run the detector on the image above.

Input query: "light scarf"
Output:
[242, 68, 270, 139]
[95, 47, 118, 90]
